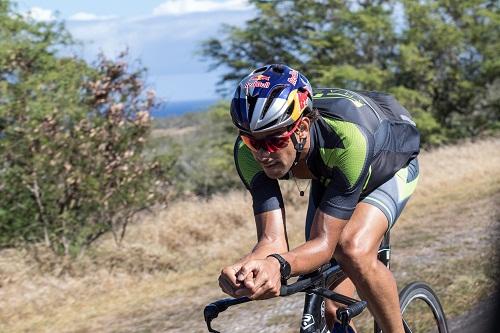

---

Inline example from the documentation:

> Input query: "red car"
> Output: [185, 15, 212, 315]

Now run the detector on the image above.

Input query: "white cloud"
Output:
[153, 0, 250, 16]
[69, 12, 116, 21]
[64, 7, 255, 101]
[22, 6, 55, 22]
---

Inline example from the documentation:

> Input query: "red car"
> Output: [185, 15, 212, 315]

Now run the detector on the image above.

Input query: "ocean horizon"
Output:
[151, 99, 220, 118]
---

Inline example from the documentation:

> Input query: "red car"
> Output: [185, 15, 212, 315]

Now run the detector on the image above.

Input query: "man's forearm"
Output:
[238, 238, 288, 263]
[281, 237, 334, 276]
[239, 209, 289, 264]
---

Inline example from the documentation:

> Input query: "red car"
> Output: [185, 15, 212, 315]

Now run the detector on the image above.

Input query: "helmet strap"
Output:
[290, 133, 306, 166]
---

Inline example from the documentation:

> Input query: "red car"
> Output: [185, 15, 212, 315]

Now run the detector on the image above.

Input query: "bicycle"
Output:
[203, 232, 449, 333]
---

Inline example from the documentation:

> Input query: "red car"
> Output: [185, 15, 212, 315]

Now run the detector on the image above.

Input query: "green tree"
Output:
[0, 1, 169, 256]
[201, 0, 500, 145]
[397, 0, 500, 140]
[161, 101, 240, 196]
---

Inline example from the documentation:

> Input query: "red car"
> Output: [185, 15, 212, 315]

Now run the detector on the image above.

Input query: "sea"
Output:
[151, 99, 220, 118]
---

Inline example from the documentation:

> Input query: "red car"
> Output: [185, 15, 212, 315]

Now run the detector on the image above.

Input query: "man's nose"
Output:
[255, 148, 270, 160]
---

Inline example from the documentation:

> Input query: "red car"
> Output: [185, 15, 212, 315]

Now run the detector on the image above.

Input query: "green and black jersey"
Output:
[234, 88, 420, 220]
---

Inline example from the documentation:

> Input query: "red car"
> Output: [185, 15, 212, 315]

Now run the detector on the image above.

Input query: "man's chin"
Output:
[263, 165, 288, 179]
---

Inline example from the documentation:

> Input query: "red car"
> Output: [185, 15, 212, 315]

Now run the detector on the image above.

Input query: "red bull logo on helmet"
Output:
[244, 80, 271, 90]
[251, 74, 270, 81]
[287, 70, 298, 86]
[298, 91, 309, 110]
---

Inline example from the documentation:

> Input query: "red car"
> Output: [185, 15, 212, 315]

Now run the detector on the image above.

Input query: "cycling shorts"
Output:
[305, 158, 419, 240]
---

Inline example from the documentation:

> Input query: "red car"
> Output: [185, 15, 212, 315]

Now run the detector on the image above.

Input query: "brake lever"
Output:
[203, 297, 252, 333]
[204, 303, 222, 333]
[337, 300, 368, 328]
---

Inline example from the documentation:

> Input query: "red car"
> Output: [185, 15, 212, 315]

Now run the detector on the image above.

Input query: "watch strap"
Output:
[267, 253, 291, 280]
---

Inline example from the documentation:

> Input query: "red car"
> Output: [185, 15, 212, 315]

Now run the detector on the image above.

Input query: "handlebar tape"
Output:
[336, 300, 367, 322]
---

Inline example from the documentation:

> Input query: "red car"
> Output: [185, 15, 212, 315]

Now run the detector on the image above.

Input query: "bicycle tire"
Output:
[399, 281, 449, 333]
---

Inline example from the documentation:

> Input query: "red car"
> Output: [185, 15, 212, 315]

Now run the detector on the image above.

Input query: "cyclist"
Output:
[218, 64, 420, 333]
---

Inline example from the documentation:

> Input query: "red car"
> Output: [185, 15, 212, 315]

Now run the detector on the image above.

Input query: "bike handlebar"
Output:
[204, 262, 366, 333]
[204, 297, 252, 333]
[279, 275, 320, 296]
[339, 300, 368, 319]
[279, 261, 344, 296]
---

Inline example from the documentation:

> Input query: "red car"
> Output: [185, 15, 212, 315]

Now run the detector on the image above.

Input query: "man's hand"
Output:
[218, 263, 250, 298]
[234, 257, 282, 300]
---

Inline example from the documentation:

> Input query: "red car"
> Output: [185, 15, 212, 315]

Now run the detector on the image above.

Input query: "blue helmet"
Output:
[230, 64, 313, 135]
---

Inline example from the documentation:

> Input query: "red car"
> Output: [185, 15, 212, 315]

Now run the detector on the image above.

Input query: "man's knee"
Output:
[335, 234, 377, 272]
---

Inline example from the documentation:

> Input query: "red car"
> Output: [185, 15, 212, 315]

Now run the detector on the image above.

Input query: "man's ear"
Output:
[298, 117, 310, 136]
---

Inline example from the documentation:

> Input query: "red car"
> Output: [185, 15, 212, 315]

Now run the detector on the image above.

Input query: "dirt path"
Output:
[448, 292, 498, 333]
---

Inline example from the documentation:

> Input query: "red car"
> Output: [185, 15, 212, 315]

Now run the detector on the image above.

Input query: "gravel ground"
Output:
[448, 292, 499, 333]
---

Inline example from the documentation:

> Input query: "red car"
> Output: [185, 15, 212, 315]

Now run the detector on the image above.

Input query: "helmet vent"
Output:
[270, 64, 285, 74]
[253, 66, 267, 73]
[261, 118, 279, 130]
[261, 85, 285, 120]
[246, 94, 258, 122]
[277, 100, 295, 126]
[285, 100, 295, 117]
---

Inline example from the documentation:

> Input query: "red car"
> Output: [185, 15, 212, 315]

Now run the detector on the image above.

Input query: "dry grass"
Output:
[0, 138, 499, 333]
[0, 191, 259, 333]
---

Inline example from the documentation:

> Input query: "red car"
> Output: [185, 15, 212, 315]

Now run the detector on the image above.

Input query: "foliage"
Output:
[0, 1, 169, 256]
[151, 101, 240, 197]
[201, 0, 500, 146]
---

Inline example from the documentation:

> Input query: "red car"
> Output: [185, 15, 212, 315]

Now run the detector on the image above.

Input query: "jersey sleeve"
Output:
[233, 137, 284, 215]
[317, 119, 374, 220]
[318, 179, 365, 220]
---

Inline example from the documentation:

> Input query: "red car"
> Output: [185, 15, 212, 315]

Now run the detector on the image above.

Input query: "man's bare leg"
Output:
[325, 278, 358, 332]
[335, 202, 404, 333]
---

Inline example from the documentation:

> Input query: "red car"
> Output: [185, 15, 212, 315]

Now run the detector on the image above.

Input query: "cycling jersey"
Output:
[234, 88, 420, 220]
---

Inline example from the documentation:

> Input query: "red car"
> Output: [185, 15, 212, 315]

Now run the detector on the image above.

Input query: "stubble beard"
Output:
[263, 158, 293, 179]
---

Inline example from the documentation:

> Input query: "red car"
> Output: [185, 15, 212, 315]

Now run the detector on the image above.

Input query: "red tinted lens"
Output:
[264, 136, 290, 152]
[240, 117, 302, 153]
[240, 135, 260, 152]
[262, 118, 302, 152]
[241, 135, 289, 153]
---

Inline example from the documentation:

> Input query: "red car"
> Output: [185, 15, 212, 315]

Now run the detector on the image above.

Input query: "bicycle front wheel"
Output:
[399, 281, 449, 333]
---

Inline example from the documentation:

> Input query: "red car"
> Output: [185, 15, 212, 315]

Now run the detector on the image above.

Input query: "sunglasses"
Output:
[240, 118, 302, 153]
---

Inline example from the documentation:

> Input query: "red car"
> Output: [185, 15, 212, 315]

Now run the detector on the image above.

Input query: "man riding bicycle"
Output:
[218, 64, 420, 333]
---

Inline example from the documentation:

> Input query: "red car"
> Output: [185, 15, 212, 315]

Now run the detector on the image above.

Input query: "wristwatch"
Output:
[267, 253, 291, 280]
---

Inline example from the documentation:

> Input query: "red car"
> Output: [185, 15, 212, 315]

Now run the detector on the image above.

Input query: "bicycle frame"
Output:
[301, 292, 327, 332]
[298, 262, 348, 333]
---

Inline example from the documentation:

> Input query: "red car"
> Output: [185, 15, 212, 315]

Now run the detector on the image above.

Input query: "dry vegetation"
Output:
[0, 138, 499, 333]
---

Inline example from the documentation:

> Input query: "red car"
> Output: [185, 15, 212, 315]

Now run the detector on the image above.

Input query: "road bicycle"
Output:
[203, 232, 449, 333]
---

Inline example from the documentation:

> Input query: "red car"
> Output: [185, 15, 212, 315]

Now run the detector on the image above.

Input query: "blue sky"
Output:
[16, 0, 255, 101]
